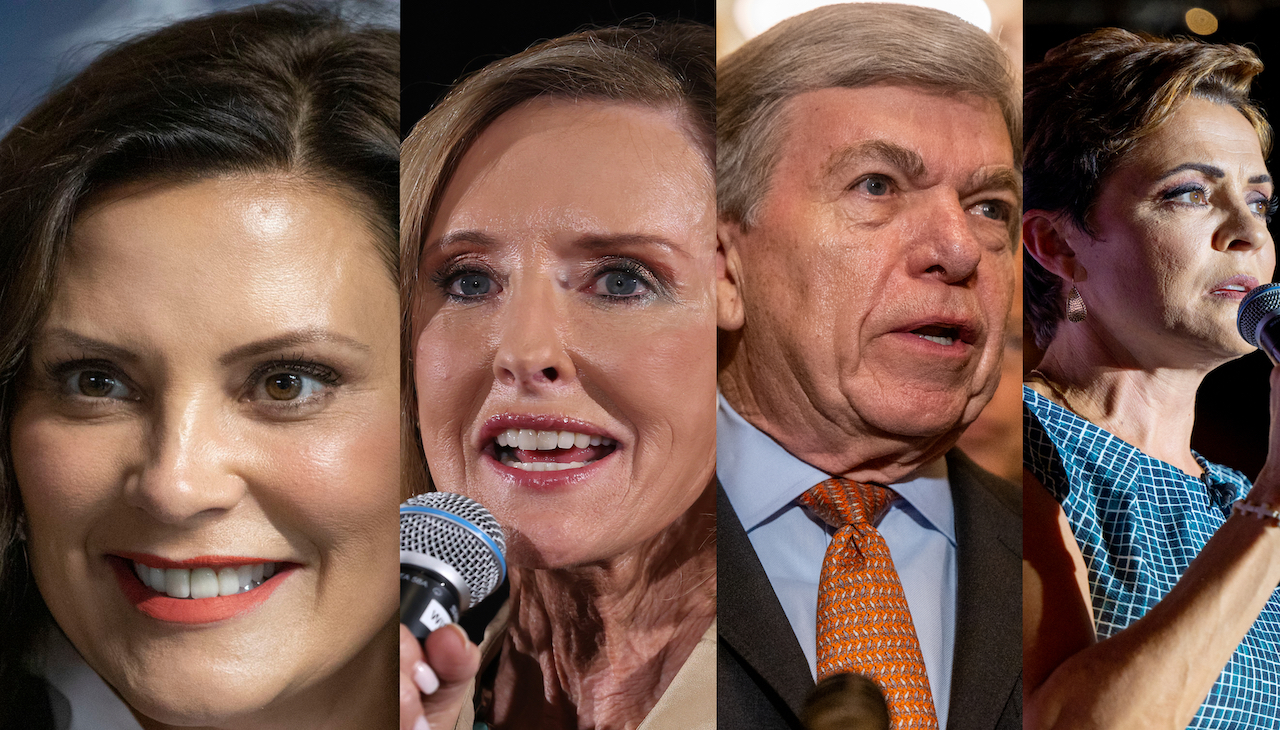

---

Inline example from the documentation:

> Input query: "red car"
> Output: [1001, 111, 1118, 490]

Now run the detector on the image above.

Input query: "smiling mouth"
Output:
[127, 559, 281, 599]
[492, 428, 617, 472]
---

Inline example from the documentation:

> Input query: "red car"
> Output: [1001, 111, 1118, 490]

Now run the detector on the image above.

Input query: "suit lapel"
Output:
[946, 451, 1023, 730]
[717, 484, 815, 723]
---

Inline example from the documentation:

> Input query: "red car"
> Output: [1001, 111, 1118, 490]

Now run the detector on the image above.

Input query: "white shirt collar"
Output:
[717, 393, 955, 544]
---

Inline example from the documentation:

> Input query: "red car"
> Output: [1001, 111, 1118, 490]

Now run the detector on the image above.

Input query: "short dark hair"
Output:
[1024, 28, 1269, 349]
[0, 4, 398, 720]
[400, 21, 715, 498]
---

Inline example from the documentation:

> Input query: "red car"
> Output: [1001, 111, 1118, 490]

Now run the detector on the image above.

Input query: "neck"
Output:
[132, 618, 399, 730]
[1032, 322, 1219, 475]
[490, 482, 716, 730]
[719, 357, 958, 485]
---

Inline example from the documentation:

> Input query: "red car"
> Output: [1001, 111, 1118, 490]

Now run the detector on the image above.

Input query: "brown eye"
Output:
[69, 370, 127, 398]
[264, 373, 303, 400]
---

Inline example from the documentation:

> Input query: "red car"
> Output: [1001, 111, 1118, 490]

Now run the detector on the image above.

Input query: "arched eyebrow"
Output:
[1157, 162, 1272, 185]
[219, 330, 370, 365]
[430, 229, 502, 252]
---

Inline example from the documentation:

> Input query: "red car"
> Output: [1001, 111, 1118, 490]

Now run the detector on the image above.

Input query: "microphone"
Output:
[400, 492, 507, 641]
[1238, 283, 1280, 365]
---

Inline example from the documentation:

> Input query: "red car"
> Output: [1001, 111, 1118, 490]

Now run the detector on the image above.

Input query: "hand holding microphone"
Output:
[398, 494, 507, 730]
[1238, 284, 1280, 494]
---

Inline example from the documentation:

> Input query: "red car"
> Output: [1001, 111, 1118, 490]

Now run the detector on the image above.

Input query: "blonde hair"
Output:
[399, 22, 714, 497]
[717, 3, 1020, 227]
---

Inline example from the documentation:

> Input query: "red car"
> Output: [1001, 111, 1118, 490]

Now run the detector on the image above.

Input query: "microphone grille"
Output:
[1238, 283, 1280, 347]
[400, 492, 506, 607]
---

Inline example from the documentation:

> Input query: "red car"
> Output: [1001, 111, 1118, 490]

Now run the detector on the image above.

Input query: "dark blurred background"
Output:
[402, 0, 714, 138]
[1025, 0, 1279, 479]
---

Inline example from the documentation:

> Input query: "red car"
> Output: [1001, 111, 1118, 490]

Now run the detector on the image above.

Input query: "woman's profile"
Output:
[0, 4, 400, 728]
[1023, 28, 1280, 729]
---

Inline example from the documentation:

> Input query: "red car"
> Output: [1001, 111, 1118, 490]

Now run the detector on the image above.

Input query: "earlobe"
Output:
[1022, 210, 1085, 282]
[716, 218, 746, 332]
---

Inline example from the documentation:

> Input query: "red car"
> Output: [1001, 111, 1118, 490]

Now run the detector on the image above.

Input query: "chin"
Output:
[854, 384, 979, 442]
[118, 680, 272, 727]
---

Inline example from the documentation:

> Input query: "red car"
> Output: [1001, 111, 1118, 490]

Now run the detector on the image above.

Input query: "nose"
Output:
[1215, 195, 1271, 253]
[906, 194, 983, 284]
[492, 275, 576, 391]
[125, 390, 246, 523]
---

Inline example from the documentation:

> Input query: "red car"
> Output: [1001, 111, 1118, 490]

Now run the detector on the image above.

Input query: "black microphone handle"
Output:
[400, 563, 463, 641]
[1261, 315, 1280, 366]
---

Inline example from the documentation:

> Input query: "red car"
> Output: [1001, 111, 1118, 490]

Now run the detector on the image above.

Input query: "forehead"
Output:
[1116, 98, 1267, 177]
[430, 98, 712, 243]
[770, 84, 1013, 182]
[50, 176, 386, 338]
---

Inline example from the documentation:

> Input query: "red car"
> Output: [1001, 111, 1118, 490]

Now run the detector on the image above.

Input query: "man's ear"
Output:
[717, 217, 747, 332]
[1022, 209, 1086, 282]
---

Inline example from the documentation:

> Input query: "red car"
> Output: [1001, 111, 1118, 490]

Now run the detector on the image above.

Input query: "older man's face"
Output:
[720, 85, 1017, 475]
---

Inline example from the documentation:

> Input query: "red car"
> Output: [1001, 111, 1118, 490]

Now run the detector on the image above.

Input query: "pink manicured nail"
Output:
[414, 716, 430, 730]
[413, 660, 439, 695]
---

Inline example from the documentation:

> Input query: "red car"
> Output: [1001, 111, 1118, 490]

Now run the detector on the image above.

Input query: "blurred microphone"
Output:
[400, 493, 506, 641]
[1239, 283, 1280, 365]
[801, 672, 890, 730]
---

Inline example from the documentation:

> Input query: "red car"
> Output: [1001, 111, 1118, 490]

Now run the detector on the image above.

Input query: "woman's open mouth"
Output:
[491, 428, 617, 472]
[109, 553, 297, 624]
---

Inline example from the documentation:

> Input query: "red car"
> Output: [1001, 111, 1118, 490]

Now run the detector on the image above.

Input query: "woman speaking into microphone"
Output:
[1022, 29, 1280, 729]
[400, 20, 718, 730]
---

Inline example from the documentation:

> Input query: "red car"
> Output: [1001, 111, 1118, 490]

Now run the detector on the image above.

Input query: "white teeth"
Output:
[133, 561, 277, 598]
[189, 568, 218, 599]
[918, 334, 955, 346]
[218, 567, 240, 597]
[497, 428, 615, 451]
[165, 569, 190, 598]
[500, 458, 588, 472]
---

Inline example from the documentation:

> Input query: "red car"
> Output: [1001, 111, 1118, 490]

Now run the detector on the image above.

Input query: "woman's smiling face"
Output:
[11, 175, 399, 725]
[414, 99, 717, 568]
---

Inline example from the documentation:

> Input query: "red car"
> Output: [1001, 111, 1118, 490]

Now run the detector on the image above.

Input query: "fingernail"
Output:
[442, 622, 468, 651]
[414, 716, 430, 730]
[413, 660, 439, 695]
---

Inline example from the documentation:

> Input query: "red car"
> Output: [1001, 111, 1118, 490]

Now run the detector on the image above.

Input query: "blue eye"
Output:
[447, 274, 495, 298]
[854, 175, 892, 196]
[64, 369, 131, 399]
[594, 270, 648, 297]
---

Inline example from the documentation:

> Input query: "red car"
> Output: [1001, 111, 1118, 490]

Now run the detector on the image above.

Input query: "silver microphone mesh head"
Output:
[1238, 284, 1280, 347]
[400, 493, 506, 608]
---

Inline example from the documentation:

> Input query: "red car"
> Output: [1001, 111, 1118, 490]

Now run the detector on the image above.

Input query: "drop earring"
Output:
[1067, 284, 1087, 322]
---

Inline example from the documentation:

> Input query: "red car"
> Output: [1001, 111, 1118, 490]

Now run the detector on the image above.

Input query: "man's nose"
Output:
[907, 194, 983, 284]
[125, 392, 246, 523]
[492, 277, 576, 391]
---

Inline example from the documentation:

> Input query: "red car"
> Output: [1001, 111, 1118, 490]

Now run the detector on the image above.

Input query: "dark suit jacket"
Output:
[717, 450, 1022, 730]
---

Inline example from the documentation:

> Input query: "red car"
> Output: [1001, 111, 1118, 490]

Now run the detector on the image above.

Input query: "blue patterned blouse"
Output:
[1025, 385, 1280, 729]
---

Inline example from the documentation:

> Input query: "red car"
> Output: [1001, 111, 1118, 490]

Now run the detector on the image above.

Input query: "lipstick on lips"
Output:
[479, 413, 619, 486]
[1209, 274, 1260, 300]
[110, 552, 295, 624]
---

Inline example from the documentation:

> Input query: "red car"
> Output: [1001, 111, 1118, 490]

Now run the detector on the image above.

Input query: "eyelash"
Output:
[432, 257, 669, 302]
[586, 257, 667, 302]
[1162, 184, 1278, 221]
[43, 356, 343, 411]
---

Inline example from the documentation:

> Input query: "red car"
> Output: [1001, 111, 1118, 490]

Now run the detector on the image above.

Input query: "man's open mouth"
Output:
[492, 428, 617, 472]
[909, 323, 965, 347]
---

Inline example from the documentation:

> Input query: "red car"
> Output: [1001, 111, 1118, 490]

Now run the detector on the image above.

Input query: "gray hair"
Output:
[717, 2, 1021, 227]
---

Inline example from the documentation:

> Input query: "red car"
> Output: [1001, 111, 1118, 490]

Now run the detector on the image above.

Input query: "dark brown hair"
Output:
[1024, 28, 1270, 349]
[0, 4, 397, 720]
[400, 21, 714, 498]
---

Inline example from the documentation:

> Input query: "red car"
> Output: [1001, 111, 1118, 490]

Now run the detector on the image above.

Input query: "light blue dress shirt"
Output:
[717, 394, 957, 728]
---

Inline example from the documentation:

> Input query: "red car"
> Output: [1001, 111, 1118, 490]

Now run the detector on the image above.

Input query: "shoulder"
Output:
[948, 448, 1020, 519]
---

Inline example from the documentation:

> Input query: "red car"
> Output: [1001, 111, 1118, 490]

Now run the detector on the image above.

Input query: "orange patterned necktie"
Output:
[800, 478, 939, 730]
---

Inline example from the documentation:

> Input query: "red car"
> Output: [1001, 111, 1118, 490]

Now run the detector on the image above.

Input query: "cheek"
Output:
[11, 411, 138, 553]
[415, 320, 487, 474]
